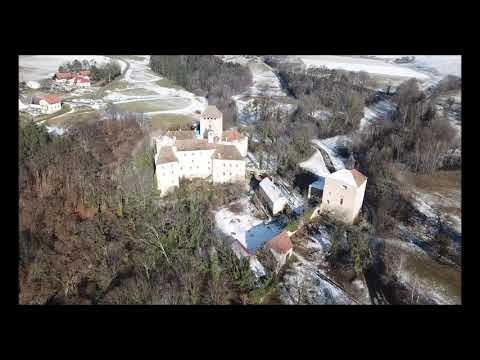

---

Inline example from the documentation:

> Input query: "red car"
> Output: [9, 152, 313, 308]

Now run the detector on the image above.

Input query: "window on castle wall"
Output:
[342, 185, 347, 190]
[340, 198, 343, 205]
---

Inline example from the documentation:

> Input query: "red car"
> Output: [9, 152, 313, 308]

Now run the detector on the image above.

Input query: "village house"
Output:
[319, 168, 367, 224]
[38, 95, 62, 114]
[258, 177, 288, 216]
[154, 105, 248, 196]
[54, 72, 75, 83]
[265, 230, 293, 270]
[74, 76, 91, 88]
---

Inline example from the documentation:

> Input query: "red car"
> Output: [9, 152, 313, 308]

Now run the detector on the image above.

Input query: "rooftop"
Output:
[267, 231, 293, 254]
[222, 129, 245, 142]
[40, 95, 62, 104]
[201, 105, 222, 119]
[329, 168, 367, 187]
[259, 177, 287, 204]
[156, 146, 178, 164]
[212, 144, 243, 161]
[175, 139, 217, 151]
[166, 130, 195, 140]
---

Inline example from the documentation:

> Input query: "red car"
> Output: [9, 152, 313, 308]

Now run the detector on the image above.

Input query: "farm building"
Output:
[266, 231, 293, 269]
[319, 169, 367, 224]
[38, 95, 62, 114]
[257, 177, 288, 216]
[74, 76, 90, 87]
[154, 106, 248, 196]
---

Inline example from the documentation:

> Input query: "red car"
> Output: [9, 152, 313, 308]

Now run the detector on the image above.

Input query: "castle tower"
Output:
[200, 105, 223, 142]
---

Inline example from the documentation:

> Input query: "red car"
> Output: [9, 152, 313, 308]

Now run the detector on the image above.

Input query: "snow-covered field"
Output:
[214, 197, 284, 253]
[298, 55, 430, 80]
[105, 56, 207, 116]
[368, 55, 461, 77]
[19, 55, 127, 82]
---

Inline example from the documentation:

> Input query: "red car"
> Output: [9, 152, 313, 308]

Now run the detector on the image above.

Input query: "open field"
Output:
[113, 98, 191, 113]
[117, 88, 159, 97]
[148, 113, 193, 132]
[383, 238, 461, 304]
[43, 109, 98, 127]
[298, 55, 430, 80]
[155, 78, 184, 90]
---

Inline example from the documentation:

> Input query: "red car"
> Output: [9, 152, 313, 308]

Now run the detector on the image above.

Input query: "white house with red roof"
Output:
[74, 76, 90, 88]
[39, 95, 62, 114]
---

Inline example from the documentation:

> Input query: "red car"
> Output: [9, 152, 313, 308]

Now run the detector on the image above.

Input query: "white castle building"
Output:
[154, 105, 249, 196]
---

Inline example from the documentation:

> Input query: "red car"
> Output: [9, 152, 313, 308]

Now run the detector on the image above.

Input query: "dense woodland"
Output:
[149, 55, 252, 128]
[19, 118, 277, 304]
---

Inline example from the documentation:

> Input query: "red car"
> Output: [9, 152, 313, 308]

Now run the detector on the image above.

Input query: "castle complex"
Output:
[154, 105, 248, 196]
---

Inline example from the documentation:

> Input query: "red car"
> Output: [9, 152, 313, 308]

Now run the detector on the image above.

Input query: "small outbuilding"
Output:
[38, 95, 62, 114]
[258, 177, 288, 216]
[266, 231, 293, 268]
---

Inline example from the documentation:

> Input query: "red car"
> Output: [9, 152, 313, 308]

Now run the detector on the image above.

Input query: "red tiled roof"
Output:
[350, 169, 367, 187]
[75, 76, 90, 83]
[79, 70, 90, 76]
[40, 95, 61, 104]
[267, 231, 293, 254]
[175, 139, 216, 151]
[201, 105, 222, 118]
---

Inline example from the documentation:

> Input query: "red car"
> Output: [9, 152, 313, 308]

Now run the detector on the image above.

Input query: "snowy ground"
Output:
[298, 55, 430, 80]
[380, 237, 461, 305]
[219, 55, 291, 124]
[19, 55, 127, 82]
[20, 55, 208, 127]
[311, 135, 352, 171]
[299, 150, 331, 178]
[279, 233, 356, 305]
[214, 197, 284, 253]
[104, 56, 207, 116]
[368, 55, 461, 78]
[359, 99, 397, 131]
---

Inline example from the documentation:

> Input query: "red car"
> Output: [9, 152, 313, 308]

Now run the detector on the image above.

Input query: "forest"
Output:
[19, 117, 277, 304]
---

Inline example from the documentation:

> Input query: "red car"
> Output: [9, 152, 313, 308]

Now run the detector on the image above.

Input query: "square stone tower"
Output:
[200, 105, 223, 142]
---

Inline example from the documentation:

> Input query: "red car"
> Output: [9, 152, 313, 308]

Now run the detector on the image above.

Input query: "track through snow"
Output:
[106, 56, 207, 115]
[219, 56, 293, 124]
